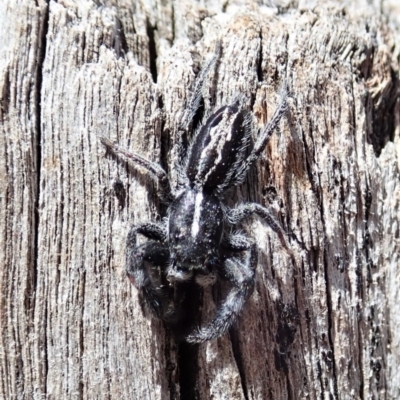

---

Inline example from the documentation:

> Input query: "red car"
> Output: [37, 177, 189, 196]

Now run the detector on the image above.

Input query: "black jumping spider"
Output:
[101, 45, 290, 343]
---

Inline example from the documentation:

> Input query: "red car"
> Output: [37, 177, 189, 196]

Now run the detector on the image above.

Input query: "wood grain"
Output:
[1, 0, 399, 399]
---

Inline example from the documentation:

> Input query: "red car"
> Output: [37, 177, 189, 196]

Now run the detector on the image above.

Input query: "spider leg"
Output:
[227, 203, 291, 253]
[126, 223, 171, 318]
[130, 222, 168, 242]
[100, 136, 172, 203]
[175, 42, 221, 189]
[186, 235, 256, 343]
[231, 90, 288, 185]
[180, 41, 221, 131]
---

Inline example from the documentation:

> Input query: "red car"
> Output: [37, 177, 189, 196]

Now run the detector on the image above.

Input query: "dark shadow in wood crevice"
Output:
[146, 18, 158, 83]
[175, 283, 203, 400]
[229, 328, 249, 400]
[322, 248, 340, 400]
[33, 2, 50, 396]
[111, 16, 129, 59]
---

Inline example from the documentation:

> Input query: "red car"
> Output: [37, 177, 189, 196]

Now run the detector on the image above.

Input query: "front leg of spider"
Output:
[125, 223, 172, 319]
[186, 234, 257, 343]
[227, 203, 292, 254]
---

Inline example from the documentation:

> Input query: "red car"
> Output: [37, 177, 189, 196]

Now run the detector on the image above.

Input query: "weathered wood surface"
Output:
[1, 0, 399, 399]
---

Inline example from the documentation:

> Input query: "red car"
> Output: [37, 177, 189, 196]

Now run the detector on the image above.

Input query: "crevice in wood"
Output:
[0, 68, 11, 118]
[323, 247, 339, 399]
[171, 2, 176, 45]
[174, 283, 202, 399]
[363, 183, 372, 289]
[317, 150, 338, 399]
[158, 93, 169, 184]
[78, 270, 86, 400]
[357, 296, 365, 400]
[370, 70, 398, 157]
[164, 340, 179, 400]
[257, 31, 263, 83]
[177, 341, 200, 400]
[33, 4, 50, 395]
[33, 0, 49, 308]
[284, 372, 294, 400]
[229, 328, 249, 400]
[146, 18, 158, 83]
[112, 16, 128, 59]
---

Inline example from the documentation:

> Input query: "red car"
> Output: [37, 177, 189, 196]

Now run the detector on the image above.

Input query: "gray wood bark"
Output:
[1, 0, 399, 399]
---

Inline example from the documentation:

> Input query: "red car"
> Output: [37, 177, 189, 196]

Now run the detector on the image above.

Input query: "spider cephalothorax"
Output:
[101, 45, 290, 343]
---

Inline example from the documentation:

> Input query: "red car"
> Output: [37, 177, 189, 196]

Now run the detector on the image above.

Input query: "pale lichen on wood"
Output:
[0, 0, 399, 399]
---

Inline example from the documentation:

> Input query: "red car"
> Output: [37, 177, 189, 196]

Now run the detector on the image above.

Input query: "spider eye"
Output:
[174, 232, 184, 241]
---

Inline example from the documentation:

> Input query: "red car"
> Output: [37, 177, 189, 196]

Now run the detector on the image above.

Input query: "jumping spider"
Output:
[101, 45, 290, 343]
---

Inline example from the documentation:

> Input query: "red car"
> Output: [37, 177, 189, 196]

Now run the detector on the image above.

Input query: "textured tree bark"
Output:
[1, 0, 399, 399]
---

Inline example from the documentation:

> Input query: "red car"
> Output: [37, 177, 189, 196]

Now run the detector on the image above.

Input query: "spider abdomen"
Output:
[187, 104, 248, 189]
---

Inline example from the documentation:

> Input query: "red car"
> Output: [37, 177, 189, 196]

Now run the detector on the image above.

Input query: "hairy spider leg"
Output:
[175, 42, 221, 189]
[100, 136, 173, 202]
[227, 203, 291, 254]
[126, 223, 170, 318]
[213, 108, 253, 193]
[230, 91, 288, 186]
[186, 235, 256, 343]
[180, 41, 221, 132]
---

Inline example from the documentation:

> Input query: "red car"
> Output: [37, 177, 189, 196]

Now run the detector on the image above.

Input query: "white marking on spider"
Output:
[191, 191, 204, 238]
[167, 267, 193, 282]
[195, 109, 234, 184]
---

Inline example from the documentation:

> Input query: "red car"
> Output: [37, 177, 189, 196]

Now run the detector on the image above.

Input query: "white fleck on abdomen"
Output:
[191, 192, 204, 238]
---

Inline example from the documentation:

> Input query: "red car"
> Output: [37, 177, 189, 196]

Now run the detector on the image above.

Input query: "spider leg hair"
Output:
[217, 110, 253, 192]
[186, 240, 256, 343]
[227, 203, 291, 254]
[222, 231, 254, 251]
[175, 42, 222, 189]
[100, 136, 173, 202]
[231, 90, 288, 185]
[180, 41, 221, 131]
